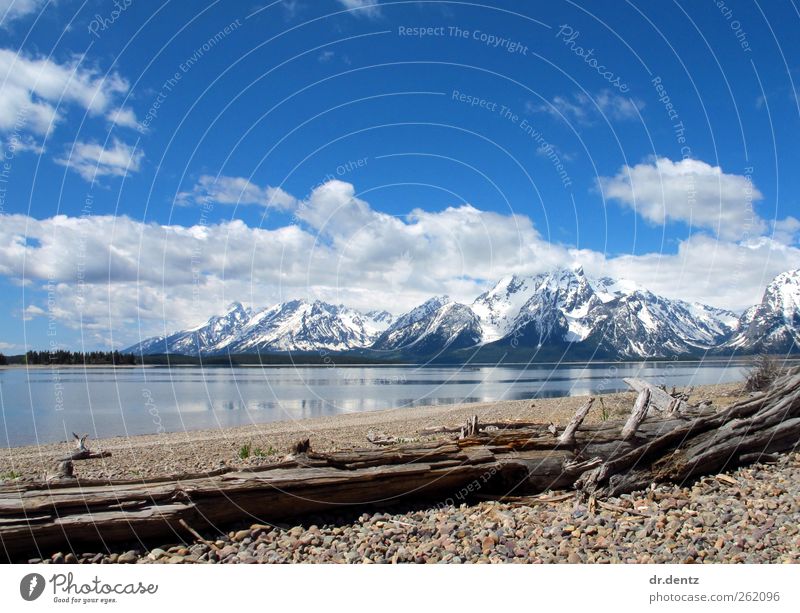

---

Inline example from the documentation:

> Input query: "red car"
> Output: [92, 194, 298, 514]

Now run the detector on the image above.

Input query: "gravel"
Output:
[30, 451, 800, 564]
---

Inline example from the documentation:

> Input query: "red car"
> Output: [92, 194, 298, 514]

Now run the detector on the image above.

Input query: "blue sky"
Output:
[1, 0, 799, 351]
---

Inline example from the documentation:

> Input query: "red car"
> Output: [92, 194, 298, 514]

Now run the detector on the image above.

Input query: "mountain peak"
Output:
[224, 301, 246, 314]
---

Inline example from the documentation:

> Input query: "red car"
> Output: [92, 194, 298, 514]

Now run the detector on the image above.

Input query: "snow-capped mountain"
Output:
[448, 267, 737, 358]
[225, 300, 391, 353]
[579, 289, 738, 358]
[726, 269, 800, 353]
[371, 297, 482, 353]
[127, 300, 392, 355]
[127, 302, 253, 355]
[126, 268, 800, 359]
[496, 268, 605, 346]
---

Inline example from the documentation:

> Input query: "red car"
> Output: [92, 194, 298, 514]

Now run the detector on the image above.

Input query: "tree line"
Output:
[0, 350, 138, 366]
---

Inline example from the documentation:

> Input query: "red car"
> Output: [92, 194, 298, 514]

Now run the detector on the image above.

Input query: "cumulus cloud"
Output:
[0, 0, 48, 27]
[598, 157, 766, 240]
[772, 216, 800, 246]
[55, 138, 143, 181]
[177, 175, 297, 210]
[582, 233, 800, 312]
[530, 90, 644, 124]
[0, 47, 132, 136]
[1, 132, 44, 155]
[107, 106, 139, 130]
[2, 179, 798, 346]
[337, 0, 381, 18]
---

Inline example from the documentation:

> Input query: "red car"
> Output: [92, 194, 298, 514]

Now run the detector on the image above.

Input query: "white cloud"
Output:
[280, 0, 302, 18]
[598, 157, 766, 240]
[530, 90, 644, 123]
[2, 179, 797, 346]
[0, 0, 47, 27]
[772, 216, 800, 246]
[337, 0, 381, 18]
[177, 175, 297, 210]
[581, 233, 800, 313]
[0, 47, 130, 136]
[55, 138, 143, 181]
[107, 106, 139, 129]
[1, 132, 44, 155]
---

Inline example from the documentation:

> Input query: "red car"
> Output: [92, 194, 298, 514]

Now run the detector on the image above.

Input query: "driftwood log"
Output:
[1, 369, 799, 560]
[623, 377, 690, 413]
[60, 433, 112, 461]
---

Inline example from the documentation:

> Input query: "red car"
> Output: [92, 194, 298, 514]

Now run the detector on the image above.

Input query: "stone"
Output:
[117, 551, 138, 564]
[232, 530, 251, 542]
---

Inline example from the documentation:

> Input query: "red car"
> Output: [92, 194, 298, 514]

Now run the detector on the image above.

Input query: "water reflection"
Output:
[0, 360, 758, 446]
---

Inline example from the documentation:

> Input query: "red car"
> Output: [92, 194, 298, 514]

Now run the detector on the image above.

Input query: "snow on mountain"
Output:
[128, 300, 391, 355]
[371, 297, 482, 353]
[581, 289, 735, 358]
[471, 275, 539, 342]
[225, 300, 391, 353]
[373, 267, 739, 358]
[472, 267, 604, 344]
[126, 268, 799, 359]
[508, 267, 604, 345]
[726, 269, 800, 353]
[127, 302, 252, 355]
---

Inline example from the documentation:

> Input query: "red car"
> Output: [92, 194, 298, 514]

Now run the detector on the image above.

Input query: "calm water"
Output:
[0, 361, 751, 447]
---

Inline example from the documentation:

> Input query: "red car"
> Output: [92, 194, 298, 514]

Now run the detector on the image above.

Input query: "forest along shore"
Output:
[0, 382, 745, 481]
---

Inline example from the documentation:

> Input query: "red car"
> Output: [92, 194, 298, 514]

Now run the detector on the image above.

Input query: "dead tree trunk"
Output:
[1, 369, 799, 560]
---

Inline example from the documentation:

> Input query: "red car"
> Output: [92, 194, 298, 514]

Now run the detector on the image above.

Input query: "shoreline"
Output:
[1, 380, 746, 481]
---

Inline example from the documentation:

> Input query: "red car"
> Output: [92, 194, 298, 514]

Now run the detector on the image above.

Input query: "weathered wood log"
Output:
[366, 430, 398, 446]
[624, 377, 687, 412]
[622, 389, 651, 440]
[665, 396, 682, 417]
[60, 450, 112, 461]
[60, 433, 112, 461]
[47, 461, 75, 481]
[1, 369, 798, 560]
[558, 398, 594, 445]
[459, 415, 479, 439]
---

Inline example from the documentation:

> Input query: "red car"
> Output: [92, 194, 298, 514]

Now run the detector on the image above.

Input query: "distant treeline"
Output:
[3, 350, 139, 365]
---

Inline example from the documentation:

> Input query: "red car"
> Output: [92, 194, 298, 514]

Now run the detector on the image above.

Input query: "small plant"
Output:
[744, 354, 783, 392]
[1, 470, 22, 481]
[238, 443, 252, 460]
[251, 445, 277, 458]
[599, 397, 610, 422]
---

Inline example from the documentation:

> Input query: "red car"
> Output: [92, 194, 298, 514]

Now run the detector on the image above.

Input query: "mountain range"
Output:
[126, 267, 800, 360]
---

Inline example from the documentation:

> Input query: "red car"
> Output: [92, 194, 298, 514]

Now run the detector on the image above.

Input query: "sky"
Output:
[0, 0, 799, 352]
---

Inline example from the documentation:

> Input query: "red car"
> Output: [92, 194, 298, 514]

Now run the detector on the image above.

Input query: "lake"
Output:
[0, 360, 752, 447]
